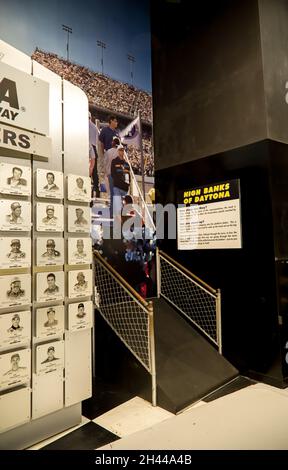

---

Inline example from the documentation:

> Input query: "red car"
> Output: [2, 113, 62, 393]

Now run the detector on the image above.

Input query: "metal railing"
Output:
[94, 251, 157, 405]
[158, 250, 222, 353]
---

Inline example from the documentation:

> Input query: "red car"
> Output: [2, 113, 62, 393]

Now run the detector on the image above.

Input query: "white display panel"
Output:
[0, 61, 49, 136]
[0, 387, 30, 433]
[68, 238, 92, 265]
[36, 203, 64, 232]
[65, 329, 92, 406]
[68, 301, 93, 332]
[36, 305, 64, 339]
[63, 80, 89, 176]
[68, 269, 93, 299]
[36, 271, 64, 303]
[67, 174, 91, 202]
[0, 348, 31, 390]
[0, 163, 31, 196]
[0, 200, 31, 232]
[32, 61, 63, 170]
[32, 372, 63, 419]
[36, 238, 64, 267]
[36, 340, 64, 375]
[0, 274, 31, 308]
[0, 310, 31, 349]
[0, 237, 31, 269]
[36, 169, 64, 199]
[67, 206, 90, 233]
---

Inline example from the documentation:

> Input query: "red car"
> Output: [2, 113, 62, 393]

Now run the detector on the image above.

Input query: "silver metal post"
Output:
[216, 288, 222, 354]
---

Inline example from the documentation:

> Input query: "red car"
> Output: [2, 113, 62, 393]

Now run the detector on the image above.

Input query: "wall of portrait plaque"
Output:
[68, 269, 93, 299]
[0, 237, 31, 269]
[36, 340, 64, 375]
[68, 238, 92, 265]
[67, 174, 91, 203]
[68, 300, 93, 331]
[36, 271, 64, 303]
[0, 163, 31, 196]
[0, 274, 31, 308]
[0, 348, 31, 390]
[36, 203, 64, 232]
[0, 200, 31, 232]
[36, 169, 64, 199]
[36, 305, 64, 339]
[67, 206, 90, 233]
[0, 310, 31, 349]
[36, 238, 64, 267]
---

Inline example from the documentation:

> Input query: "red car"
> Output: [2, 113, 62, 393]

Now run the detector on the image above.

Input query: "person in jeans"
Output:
[111, 145, 130, 219]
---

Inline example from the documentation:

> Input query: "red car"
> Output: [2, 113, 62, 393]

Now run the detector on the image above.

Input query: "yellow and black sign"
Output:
[178, 179, 240, 205]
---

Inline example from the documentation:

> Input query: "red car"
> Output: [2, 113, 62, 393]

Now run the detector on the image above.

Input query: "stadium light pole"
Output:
[97, 40, 106, 75]
[62, 24, 73, 61]
[127, 54, 136, 86]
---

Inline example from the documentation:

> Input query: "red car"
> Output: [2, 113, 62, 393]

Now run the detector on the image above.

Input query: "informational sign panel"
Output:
[177, 179, 242, 250]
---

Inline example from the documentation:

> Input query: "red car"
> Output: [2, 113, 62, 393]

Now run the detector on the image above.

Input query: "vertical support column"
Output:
[148, 300, 157, 407]
[216, 288, 222, 355]
[156, 248, 161, 299]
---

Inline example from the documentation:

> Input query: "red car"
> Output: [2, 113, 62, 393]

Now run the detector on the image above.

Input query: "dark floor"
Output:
[41, 421, 119, 450]
[203, 376, 255, 402]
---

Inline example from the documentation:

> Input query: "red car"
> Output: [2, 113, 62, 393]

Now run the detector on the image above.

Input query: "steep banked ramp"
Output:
[154, 297, 238, 413]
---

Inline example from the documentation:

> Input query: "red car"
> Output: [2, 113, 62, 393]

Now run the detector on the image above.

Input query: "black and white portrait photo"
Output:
[0, 310, 31, 348]
[0, 237, 31, 269]
[36, 238, 64, 266]
[68, 301, 93, 331]
[0, 274, 31, 308]
[36, 271, 64, 302]
[36, 305, 64, 339]
[36, 203, 64, 232]
[36, 340, 64, 375]
[68, 238, 92, 265]
[36, 169, 63, 199]
[68, 269, 93, 298]
[68, 206, 90, 233]
[0, 163, 31, 196]
[0, 200, 31, 232]
[67, 174, 91, 202]
[0, 349, 31, 390]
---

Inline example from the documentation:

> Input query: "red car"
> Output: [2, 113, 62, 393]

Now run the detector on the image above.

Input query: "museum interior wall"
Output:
[152, 0, 288, 386]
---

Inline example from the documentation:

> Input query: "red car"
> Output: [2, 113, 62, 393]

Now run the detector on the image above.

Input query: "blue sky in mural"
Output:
[0, 0, 152, 91]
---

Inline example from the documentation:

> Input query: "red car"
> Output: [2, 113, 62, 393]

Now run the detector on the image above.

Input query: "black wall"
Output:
[152, 0, 266, 170]
[151, 0, 288, 386]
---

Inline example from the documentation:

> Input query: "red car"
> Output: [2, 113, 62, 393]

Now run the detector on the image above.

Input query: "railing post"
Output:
[148, 300, 157, 407]
[156, 247, 161, 298]
[216, 288, 222, 354]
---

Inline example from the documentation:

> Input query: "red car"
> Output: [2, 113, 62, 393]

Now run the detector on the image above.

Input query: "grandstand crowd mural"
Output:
[0, 0, 156, 299]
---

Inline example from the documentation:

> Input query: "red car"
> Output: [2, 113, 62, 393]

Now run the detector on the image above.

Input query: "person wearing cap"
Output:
[74, 239, 87, 259]
[7, 167, 27, 187]
[76, 303, 86, 319]
[43, 172, 59, 191]
[74, 272, 88, 292]
[6, 202, 23, 224]
[7, 314, 23, 333]
[74, 177, 87, 196]
[44, 273, 59, 295]
[104, 136, 120, 216]
[111, 144, 130, 218]
[42, 205, 58, 225]
[44, 308, 58, 327]
[7, 239, 26, 260]
[74, 208, 88, 226]
[41, 346, 59, 363]
[4, 353, 26, 375]
[7, 278, 25, 298]
[41, 239, 60, 259]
